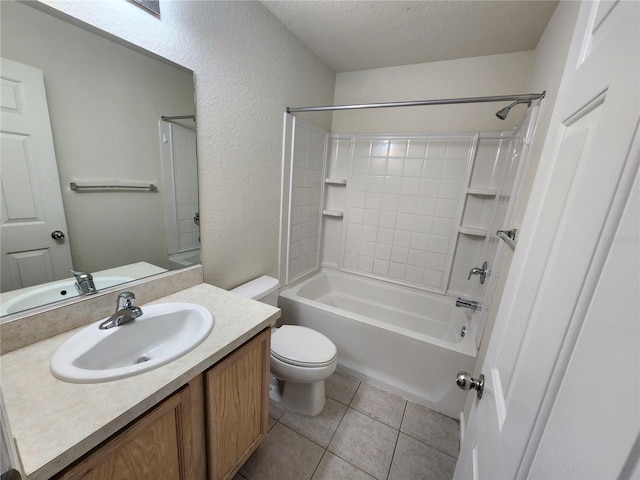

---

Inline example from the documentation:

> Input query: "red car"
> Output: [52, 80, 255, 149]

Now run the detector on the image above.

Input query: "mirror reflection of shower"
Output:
[160, 116, 200, 269]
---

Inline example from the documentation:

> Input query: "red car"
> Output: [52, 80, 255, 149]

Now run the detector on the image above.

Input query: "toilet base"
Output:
[269, 377, 326, 416]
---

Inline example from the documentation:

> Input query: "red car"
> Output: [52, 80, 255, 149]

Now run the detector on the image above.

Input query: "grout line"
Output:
[397, 429, 460, 461]
[384, 402, 408, 480]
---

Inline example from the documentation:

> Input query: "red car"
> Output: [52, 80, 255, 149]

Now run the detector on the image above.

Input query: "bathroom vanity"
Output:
[55, 328, 270, 480]
[0, 271, 280, 480]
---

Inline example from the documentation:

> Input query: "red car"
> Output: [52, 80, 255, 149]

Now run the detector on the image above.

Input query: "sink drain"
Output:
[136, 356, 151, 364]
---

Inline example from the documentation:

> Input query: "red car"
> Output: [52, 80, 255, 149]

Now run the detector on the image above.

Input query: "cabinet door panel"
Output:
[205, 329, 270, 480]
[56, 386, 193, 480]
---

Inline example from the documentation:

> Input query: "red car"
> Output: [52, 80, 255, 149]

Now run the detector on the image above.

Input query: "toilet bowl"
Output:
[230, 276, 337, 416]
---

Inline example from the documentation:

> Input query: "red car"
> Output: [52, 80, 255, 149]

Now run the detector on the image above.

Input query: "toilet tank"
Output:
[229, 275, 279, 306]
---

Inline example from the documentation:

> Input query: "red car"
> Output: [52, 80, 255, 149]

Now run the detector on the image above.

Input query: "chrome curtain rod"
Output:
[161, 115, 195, 121]
[287, 92, 546, 113]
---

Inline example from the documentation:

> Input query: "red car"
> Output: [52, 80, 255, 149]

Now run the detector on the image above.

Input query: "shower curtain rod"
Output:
[161, 115, 196, 121]
[286, 92, 545, 113]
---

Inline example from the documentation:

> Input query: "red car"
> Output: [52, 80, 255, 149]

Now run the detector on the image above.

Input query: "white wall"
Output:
[36, 0, 336, 289]
[2, 1, 195, 272]
[331, 51, 534, 134]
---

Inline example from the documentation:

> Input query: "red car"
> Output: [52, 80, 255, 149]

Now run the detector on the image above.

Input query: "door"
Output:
[455, 1, 639, 478]
[1, 59, 72, 292]
[160, 120, 199, 256]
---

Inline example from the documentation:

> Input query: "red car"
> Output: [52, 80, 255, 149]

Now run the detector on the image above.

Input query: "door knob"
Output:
[51, 230, 65, 241]
[456, 371, 485, 399]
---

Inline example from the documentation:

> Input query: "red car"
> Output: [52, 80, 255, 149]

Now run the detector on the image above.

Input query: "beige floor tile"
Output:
[350, 382, 407, 429]
[388, 433, 456, 480]
[401, 402, 460, 458]
[328, 408, 398, 480]
[279, 397, 347, 447]
[269, 400, 286, 421]
[325, 371, 361, 405]
[311, 452, 376, 480]
[239, 423, 324, 480]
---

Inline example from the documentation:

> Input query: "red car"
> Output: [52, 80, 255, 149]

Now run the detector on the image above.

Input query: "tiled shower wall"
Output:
[340, 136, 475, 292]
[173, 126, 200, 252]
[286, 120, 327, 282]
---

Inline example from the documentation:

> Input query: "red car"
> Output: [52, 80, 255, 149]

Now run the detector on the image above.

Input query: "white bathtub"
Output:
[278, 269, 477, 418]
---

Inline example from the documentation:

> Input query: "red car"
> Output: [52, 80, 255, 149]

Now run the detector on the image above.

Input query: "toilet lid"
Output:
[271, 325, 337, 368]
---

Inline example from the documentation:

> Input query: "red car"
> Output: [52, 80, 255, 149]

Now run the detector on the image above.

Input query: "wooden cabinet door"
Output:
[205, 329, 270, 480]
[56, 385, 196, 480]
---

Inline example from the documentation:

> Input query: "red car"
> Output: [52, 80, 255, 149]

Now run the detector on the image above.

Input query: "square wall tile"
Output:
[406, 140, 427, 159]
[373, 259, 390, 276]
[404, 158, 424, 176]
[389, 140, 408, 158]
[387, 157, 405, 175]
[426, 140, 448, 158]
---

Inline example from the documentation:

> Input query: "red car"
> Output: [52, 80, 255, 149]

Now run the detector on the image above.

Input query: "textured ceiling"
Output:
[262, 1, 559, 73]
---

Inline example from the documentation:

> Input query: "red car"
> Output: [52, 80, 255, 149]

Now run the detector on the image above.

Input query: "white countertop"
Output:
[0, 283, 280, 479]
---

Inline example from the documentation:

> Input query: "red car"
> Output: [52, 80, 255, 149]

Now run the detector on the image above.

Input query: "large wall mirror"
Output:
[0, 1, 199, 319]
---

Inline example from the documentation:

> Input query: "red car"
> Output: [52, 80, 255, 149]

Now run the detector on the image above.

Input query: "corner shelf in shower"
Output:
[466, 187, 497, 196]
[322, 209, 344, 218]
[458, 226, 488, 237]
[325, 178, 347, 185]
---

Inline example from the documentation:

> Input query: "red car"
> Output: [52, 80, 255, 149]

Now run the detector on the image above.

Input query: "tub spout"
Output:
[456, 297, 481, 311]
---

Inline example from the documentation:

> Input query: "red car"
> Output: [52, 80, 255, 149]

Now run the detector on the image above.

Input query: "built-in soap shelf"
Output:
[458, 226, 488, 237]
[325, 178, 347, 185]
[466, 187, 497, 196]
[322, 210, 344, 218]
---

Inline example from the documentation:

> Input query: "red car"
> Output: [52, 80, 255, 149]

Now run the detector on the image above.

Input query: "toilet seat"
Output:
[271, 325, 337, 368]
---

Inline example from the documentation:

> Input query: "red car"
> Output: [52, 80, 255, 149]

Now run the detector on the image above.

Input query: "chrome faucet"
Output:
[456, 297, 481, 311]
[70, 270, 96, 295]
[467, 261, 488, 284]
[99, 292, 143, 329]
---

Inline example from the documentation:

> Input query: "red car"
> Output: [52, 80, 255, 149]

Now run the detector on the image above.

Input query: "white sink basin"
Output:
[0, 276, 134, 315]
[50, 303, 214, 383]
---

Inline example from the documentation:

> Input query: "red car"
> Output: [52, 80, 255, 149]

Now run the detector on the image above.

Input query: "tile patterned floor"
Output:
[235, 371, 459, 480]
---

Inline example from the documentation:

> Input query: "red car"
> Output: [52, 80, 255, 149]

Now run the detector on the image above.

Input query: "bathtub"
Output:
[278, 269, 477, 418]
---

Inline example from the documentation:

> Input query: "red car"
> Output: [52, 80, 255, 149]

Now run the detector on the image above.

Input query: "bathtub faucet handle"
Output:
[467, 261, 488, 284]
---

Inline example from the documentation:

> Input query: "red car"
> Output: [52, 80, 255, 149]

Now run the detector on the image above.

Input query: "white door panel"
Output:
[1, 59, 72, 292]
[455, 1, 639, 478]
[529, 160, 640, 479]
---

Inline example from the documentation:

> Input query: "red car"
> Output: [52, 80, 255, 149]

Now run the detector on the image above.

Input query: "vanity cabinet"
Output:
[53, 329, 270, 480]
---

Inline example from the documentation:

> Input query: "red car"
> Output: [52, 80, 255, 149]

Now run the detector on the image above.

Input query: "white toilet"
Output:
[231, 275, 337, 416]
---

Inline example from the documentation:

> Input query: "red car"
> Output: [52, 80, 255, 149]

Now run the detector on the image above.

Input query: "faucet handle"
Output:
[467, 261, 488, 284]
[70, 269, 93, 281]
[117, 292, 136, 311]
